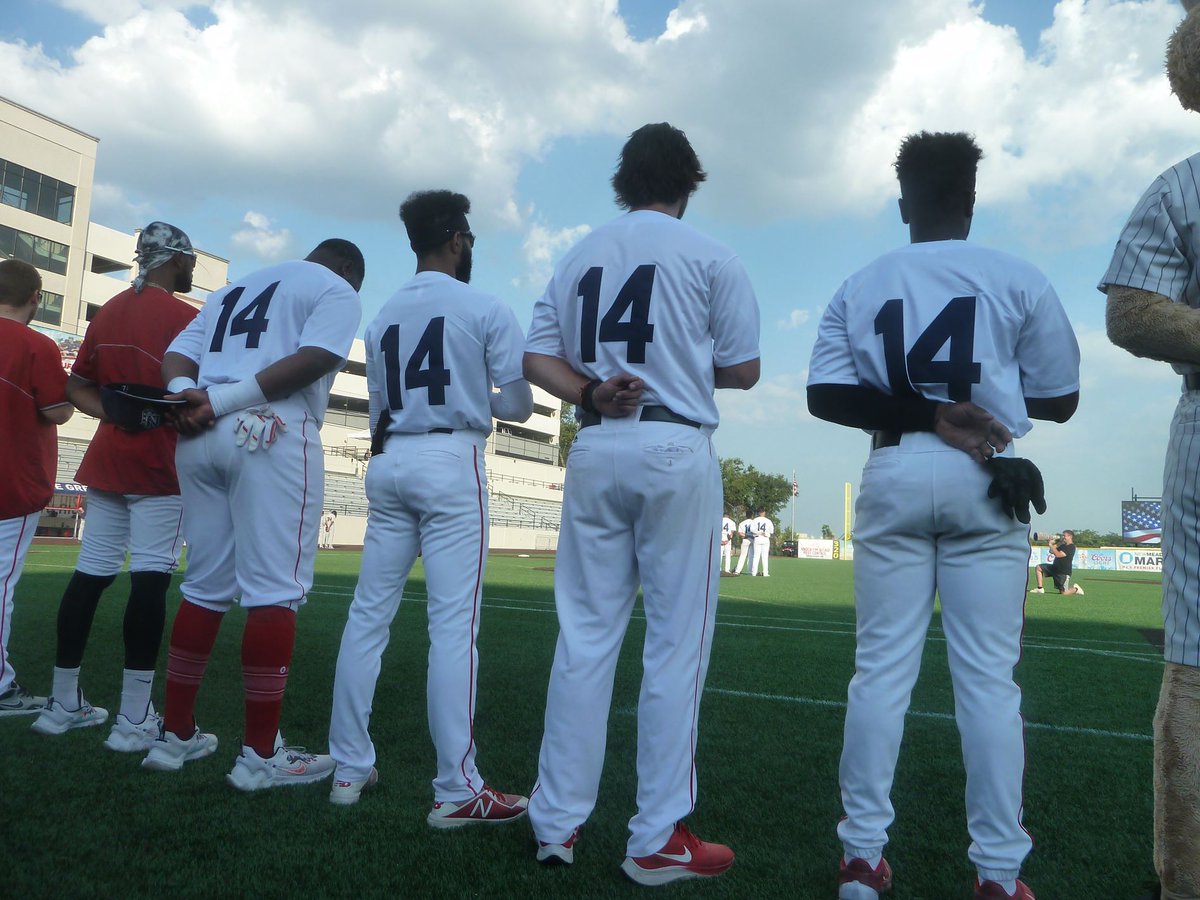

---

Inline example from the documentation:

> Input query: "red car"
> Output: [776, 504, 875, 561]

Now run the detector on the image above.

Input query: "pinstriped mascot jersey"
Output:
[1101, 152, 1200, 667]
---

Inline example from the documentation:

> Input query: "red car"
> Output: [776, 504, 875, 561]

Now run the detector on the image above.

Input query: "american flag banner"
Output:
[1122, 500, 1162, 544]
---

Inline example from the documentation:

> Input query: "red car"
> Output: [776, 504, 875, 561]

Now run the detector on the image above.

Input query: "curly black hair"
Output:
[611, 123, 707, 210]
[308, 238, 365, 282]
[400, 190, 471, 254]
[894, 131, 983, 218]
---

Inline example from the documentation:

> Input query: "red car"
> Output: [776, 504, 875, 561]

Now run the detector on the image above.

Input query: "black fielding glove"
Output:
[986, 457, 1047, 524]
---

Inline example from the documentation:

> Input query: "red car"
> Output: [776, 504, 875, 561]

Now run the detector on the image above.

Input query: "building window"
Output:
[0, 158, 75, 225]
[0, 224, 69, 275]
[34, 290, 64, 327]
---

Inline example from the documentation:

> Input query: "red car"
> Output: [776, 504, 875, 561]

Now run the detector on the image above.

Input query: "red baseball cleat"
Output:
[426, 784, 528, 829]
[620, 822, 734, 886]
[974, 878, 1036, 899]
[838, 855, 893, 898]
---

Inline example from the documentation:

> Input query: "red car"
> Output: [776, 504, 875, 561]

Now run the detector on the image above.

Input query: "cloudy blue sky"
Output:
[3, 0, 1196, 535]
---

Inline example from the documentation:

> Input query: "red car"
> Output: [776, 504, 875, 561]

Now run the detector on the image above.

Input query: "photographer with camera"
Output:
[1030, 530, 1084, 595]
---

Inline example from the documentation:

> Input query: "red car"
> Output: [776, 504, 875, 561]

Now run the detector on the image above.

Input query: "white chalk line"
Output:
[705, 688, 1153, 742]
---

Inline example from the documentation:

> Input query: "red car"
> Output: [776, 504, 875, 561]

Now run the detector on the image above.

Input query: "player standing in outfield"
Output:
[32, 223, 197, 749]
[1102, 6, 1200, 884]
[328, 190, 534, 816]
[524, 123, 760, 884]
[733, 514, 754, 576]
[320, 510, 336, 549]
[142, 239, 363, 790]
[0, 260, 72, 716]
[750, 508, 773, 577]
[807, 132, 1079, 900]
[719, 512, 736, 574]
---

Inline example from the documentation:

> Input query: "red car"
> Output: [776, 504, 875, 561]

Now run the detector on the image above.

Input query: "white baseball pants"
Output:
[528, 416, 722, 858]
[329, 431, 489, 801]
[0, 512, 39, 695]
[734, 539, 750, 574]
[752, 536, 770, 576]
[176, 409, 322, 611]
[75, 490, 184, 576]
[720, 541, 732, 573]
[837, 433, 1032, 882]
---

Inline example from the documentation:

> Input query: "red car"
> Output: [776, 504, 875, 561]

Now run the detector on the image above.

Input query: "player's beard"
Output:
[456, 244, 472, 284]
[175, 268, 194, 293]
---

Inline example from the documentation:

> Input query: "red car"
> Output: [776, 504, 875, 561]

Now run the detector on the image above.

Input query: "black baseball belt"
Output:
[1185, 373, 1200, 392]
[578, 405, 701, 429]
[871, 430, 902, 450]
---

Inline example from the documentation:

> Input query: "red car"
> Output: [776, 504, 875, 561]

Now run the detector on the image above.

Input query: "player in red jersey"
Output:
[0, 260, 72, 716]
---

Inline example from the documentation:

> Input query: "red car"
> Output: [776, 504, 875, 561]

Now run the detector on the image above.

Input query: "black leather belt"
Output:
[1185, 373, 1200, 392]
[578, 405, 701, 429]
[871, 430, 902, 450]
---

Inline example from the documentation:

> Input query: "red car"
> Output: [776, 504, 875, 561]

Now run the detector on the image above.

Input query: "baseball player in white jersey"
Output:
[720, 514, 736, 573]
[808, 132, 1079, 900]
[524, 123, 760, 885]
[750, 509, 774, 577]
[320, 510, 336, 549]
[142, 240, 364, 791]
[733, 516, 754, 575]
[327, 190, 533, 821]
[1102, 7, 1200, 885]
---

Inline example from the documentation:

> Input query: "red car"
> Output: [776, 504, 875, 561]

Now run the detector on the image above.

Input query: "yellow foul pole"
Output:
[844, 482, 852, 541]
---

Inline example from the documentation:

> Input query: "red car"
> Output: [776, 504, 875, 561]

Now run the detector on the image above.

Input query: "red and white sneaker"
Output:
[536, 827, 580, 865]
[427, 785, 528, 829]
[619, 822, 734, 886]
[838, 855, 893, 899]
[975, 878, 1036, 899]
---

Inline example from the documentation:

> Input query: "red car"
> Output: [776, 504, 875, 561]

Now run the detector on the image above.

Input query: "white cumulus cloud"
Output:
[231, 210, 292, 260]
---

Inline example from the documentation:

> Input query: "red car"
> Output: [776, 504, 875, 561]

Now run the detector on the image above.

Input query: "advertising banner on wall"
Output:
[794, 539, 836, 560]
[1078, 549, 1117, 571]
[1114, 548, 1163, 572]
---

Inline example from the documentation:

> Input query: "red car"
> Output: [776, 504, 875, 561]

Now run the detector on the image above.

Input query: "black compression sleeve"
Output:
[806, 383, 943, 432]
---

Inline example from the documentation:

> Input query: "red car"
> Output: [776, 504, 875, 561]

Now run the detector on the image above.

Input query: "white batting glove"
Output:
[233, 406, 288, 452]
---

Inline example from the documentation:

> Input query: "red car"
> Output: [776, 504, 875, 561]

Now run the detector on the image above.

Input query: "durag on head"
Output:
[132, 221, 193, 292]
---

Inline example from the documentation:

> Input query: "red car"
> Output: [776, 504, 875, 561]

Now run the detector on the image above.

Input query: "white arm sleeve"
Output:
[489, 379, 534, 422]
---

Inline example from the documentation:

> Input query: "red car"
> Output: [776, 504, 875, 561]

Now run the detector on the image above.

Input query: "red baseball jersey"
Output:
[0, 317, 68, 519]
[73, 285, 198, 495]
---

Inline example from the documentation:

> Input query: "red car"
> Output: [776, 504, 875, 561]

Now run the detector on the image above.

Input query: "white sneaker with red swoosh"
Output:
[620, 822, 735, 886]
[426, 785, 528, 829]
[226, 733, 335, 791]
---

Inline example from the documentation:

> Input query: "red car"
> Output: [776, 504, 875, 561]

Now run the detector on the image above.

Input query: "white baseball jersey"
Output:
[526, 209, 759, 430]
[366, 272, 525, 436]
[751, 516, 774, 539]
[167, 260, 360, 425]
[720, 517, 735, 543]
[809, 241, 1080, 437]
[1101, 153, 1200, 667]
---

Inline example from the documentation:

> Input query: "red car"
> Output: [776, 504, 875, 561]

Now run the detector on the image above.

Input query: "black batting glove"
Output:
[985, 457, 1047, 525]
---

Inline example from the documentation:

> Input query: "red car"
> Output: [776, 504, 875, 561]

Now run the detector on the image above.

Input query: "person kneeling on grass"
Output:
[1030, 531, 1084, 596]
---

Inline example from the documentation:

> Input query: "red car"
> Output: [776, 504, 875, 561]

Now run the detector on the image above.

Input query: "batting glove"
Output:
[985, 457, 1047, 524]
[233, 406, 288, 452]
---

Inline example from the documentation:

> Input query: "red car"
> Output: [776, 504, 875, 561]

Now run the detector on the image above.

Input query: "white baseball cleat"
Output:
[1028, 588, 1044, 594]
[30, 691, 108, 735]
[329, 766, 378, 805]
[0, 682, 46, 717]
[141, 725, 219, 771]
[537, 827, 580, 865]
[104, 705, 163, 752]
[226, 734, 335, 791]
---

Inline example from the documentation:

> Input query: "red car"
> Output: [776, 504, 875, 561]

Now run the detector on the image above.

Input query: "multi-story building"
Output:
[2, 95, 565, 549]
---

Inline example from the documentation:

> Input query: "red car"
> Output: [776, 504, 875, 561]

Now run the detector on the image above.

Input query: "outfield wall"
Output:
[1027, 546, 1162, 573]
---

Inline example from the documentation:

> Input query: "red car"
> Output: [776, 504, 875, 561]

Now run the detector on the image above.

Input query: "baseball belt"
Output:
[871, 430, 902, 450]
[578, 405, 701, 429]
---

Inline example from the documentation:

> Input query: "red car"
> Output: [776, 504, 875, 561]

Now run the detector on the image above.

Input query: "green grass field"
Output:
[2, 547, 1162, 899]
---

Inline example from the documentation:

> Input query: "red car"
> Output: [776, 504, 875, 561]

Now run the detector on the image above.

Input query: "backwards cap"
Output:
[133, 221, 193, 292]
